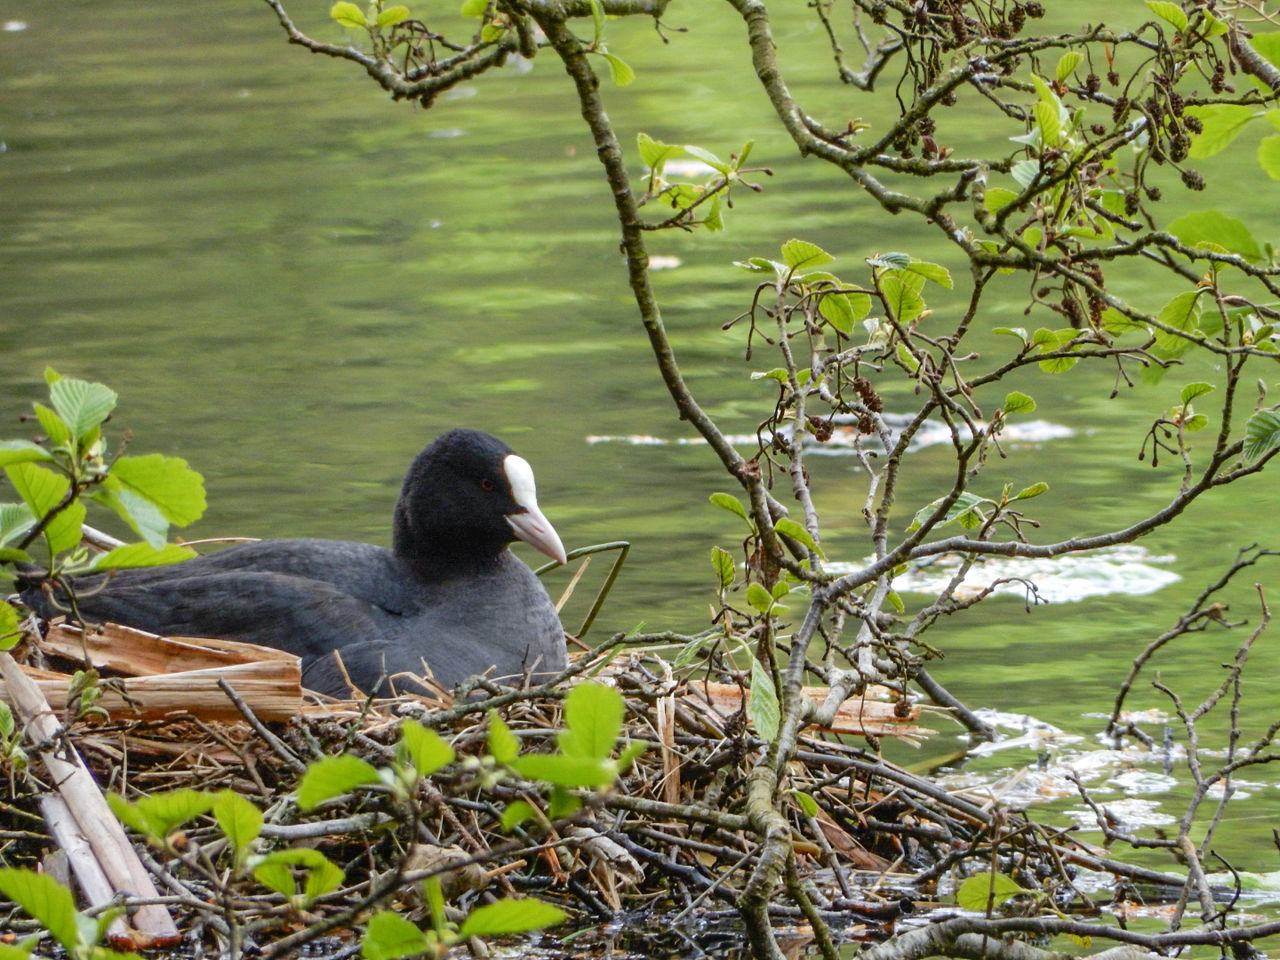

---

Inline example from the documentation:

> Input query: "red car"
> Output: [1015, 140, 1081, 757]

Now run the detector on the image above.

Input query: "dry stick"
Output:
[216, 677, 306, 774]
[0, 652, 180, 946]
[37, 794, 132, 945]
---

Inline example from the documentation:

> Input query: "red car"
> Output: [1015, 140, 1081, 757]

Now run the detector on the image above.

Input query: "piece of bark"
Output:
[1, 661, 304, 723]
[0, 652, 181, 947]
[40, 620, 298, 676]
[692, 682, 933, 740]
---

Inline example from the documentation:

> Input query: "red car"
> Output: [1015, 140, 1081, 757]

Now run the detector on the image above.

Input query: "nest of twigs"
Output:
[0, 620, 1086, 956]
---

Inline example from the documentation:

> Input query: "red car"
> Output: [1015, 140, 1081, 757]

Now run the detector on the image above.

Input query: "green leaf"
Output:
[331, 1, 367, 27]
[585, 0, 604, 43]
[868, 251, 911, 270]
[1186, 105, 1257, 158]
[684, 144, 729, 174]
[459, 897, 566, 938]
[992, 326, 1028, 343]
[0, 601, 19, 652]
[109, 789, 215, 841]
[489, 710, 520, 765]
[1195, 10, 1228, 36]
[792, 789, 819, 818]
[87, 542, 196, 571]
[1055, 51, 1082, 82]
[602, 53, 634, 87]
[547, 784, 581, 819]
[48, 377, 117, 442]
[46, 502, 85, 557]
[459, 0, 487, 16]
[956, 871, 1033, 911]
[1012, 482, 1049, 501]
[4, 462, 84, 556]
[1033, 100, 1061, 147]
[904, 259, 953, 289]
[1003, 392, 1036, 415]
[423, 875, 445, 930]
[818, 291, 855, 335]
[1251, 33, 1280, 70]
[33, 404, 71, 448]
[881, 274, 924, 324]
[749, 657, 780, 743]
[702, 194, 724, 232]
[906, 491, 990, 532]
[5, 462, 66, 518]
[780, 239, 834, 272]
[362, 911, 430, 960]
[0, 869, 82, 950]
[1154, 290, 1204, 357]
[1243, 410, 1280, 464]
[296, 755, 381, 811]
[375, 5, 410, 27]
[709, 491, 751, 525]
[983, 187, 1019, 214]
[1009, 159, 1041, 189]
[1168, 210, 1262, 262]
[734, 256, 777, 274]
[1032, 327, 1081, 372]
[558, 681, 624, 761]
[396, 720, 454, 779]
[109, 454, 206, 526]
[673, 634, 713, 667]
[1184, 413, 1209, 431]
[1258, 136, 1280, 180]
[512, 752, 615, 788]
[106, 792, 152, 836]
[253, 848, 344, 904]
[745, 582, 774, 614]
[774, 517, 824, 558]
[91, 484, 168, 550]
[1101, 308, 1146, 335]
[895, 341, 920, 373]
[710, 546, 735, 589]
[1180, 382, 1215, 405]
[213, 791, 262, 870]
[0, 440, 53, 468]
[500, 800, 539, 832]
[617, 738, 647, 772]
[636, 133, 685, 172]
[1146, 0, 1187, 31]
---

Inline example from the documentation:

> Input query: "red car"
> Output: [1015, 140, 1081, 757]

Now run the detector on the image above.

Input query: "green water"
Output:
[3, 0, 1280, 878]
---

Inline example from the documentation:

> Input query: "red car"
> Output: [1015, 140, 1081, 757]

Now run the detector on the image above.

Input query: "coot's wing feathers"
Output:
[46, 570, 395, 665]
[59, 540, 417, 613]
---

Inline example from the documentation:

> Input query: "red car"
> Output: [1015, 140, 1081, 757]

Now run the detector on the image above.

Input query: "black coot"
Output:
[19, 430, 569, 697]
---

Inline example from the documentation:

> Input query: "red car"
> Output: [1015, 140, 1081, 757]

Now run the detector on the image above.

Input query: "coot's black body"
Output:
[19, 430, 568, 697]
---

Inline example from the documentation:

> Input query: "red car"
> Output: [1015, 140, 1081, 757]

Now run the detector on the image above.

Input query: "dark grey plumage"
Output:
[19, 430, 568, 698]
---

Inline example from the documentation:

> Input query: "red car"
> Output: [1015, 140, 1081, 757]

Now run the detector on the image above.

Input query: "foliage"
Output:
[0, 370, 206, 643]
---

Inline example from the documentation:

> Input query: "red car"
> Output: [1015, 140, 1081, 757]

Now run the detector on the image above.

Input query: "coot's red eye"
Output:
[479, 478, 495, 491]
